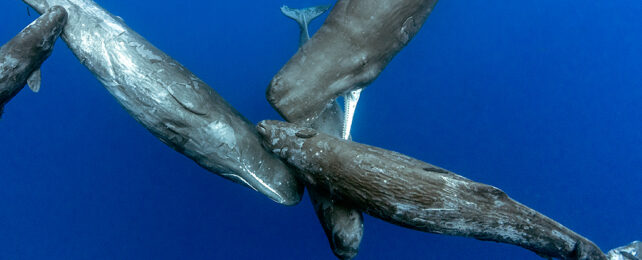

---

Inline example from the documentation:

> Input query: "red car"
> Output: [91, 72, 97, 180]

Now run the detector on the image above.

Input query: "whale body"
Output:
[267, 0, 439, 125]
[0, 6, 67, 117]
[22, 0, 303, 205]
[257, 120, 607, 260]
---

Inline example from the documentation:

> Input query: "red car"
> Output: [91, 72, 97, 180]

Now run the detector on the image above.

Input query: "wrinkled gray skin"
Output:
[607, 241, 641, 260]
[280, 6, 363, 259]
[0, 6, 67, 117]
[257, 120, 608, 260]
[22, 0, 303, 205]
[267, 0, 439, 124]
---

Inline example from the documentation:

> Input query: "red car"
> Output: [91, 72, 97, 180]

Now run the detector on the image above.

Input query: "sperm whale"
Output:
[257, 120, 608, 260]
[0, 5, 67, 117]
[21, 0, 303, 205]
[267, 0, 440, 133]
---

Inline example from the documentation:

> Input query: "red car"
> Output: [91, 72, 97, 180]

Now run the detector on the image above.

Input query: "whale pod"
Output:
[0, 5, 67, 117]
[21, 0, 303, 205]
[257, 120, 607, 260]
[267, 0, 439, 124]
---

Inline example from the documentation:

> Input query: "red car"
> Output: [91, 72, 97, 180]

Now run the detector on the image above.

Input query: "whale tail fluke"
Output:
[280, 5, 330, 46]
[280, 5, 330, 26]
[607, 241, 641, 260]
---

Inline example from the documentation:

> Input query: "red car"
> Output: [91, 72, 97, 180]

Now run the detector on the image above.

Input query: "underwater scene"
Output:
[0, 0, 640, 259]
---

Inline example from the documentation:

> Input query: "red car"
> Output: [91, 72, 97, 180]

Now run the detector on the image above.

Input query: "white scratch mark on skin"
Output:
[3, 56, 19, 67]
[552, 230, 575, 245]
[206, 121, 236, 148]
[242, 165, 283, 203]
[221, 173, 256, 191]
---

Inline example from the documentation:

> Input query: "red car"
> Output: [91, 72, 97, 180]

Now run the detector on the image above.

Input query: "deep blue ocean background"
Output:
[1, 0, 640, 259]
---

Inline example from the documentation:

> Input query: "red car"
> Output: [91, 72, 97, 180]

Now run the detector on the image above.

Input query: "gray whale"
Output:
[21, 0, 303, 205]
[0, 6, 67, 117]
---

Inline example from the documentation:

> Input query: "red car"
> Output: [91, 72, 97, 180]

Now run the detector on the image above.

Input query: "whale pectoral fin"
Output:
[27, 68, 42, 93]
[342, 89, 362, 140]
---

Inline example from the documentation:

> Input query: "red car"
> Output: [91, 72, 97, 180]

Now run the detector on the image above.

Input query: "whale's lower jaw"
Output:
[342, 89, 362, 140]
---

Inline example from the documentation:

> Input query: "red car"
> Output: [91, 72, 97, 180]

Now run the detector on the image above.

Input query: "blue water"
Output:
[1, 0, 640, 259]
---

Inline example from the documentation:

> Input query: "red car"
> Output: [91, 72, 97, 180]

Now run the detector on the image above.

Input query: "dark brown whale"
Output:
[0, 6, 67, 117]
[278, 6, 363, 259]
[267, 0, 439, 124]
[257, 120, 607, 260]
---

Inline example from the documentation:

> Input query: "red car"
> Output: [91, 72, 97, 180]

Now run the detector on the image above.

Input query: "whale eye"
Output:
[295, 129, 317, 138]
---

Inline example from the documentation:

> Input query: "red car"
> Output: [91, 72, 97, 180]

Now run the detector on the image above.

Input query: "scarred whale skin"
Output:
[307, 102, 364, 260]
[607, 241, 641, 260]
[279, 6, 364, 259]
[0, 6, 67, 117]
[267, 0, 439, 124]
[22, 0, 303, 205]
[257, 120, 607, 260]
